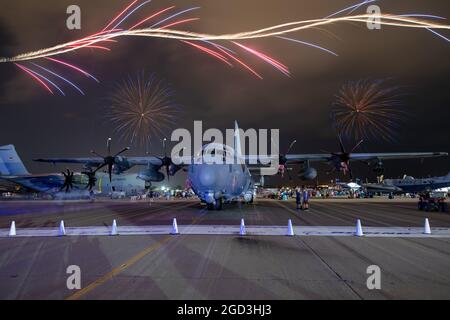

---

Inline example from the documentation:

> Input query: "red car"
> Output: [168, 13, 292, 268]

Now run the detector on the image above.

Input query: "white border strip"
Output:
[1, 225, 450, 238]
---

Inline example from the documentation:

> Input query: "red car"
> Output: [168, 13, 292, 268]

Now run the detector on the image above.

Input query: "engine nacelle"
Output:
[298, 167, 317, 180]
[137, 168, 164, 182]
[113, 156, 131, 174]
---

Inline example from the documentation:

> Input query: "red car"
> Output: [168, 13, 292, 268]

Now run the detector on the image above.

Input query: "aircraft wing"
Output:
[345, 152, 448, 161]
[245, 152, 447, 164]
[285, 152, 448, 163]
[33, 156, 165, 166]
[120, 157, 164, 166]
[33, 157, 104, 165]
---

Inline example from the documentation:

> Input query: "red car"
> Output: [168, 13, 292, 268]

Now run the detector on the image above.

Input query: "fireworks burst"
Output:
[331, 79, 406, 142]
[105, 72, 180, 148]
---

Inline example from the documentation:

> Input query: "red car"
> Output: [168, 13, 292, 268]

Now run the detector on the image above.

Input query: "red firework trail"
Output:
[232, 42, 290, 76]
[45, 57, 99, 83]
[14, 63, 54, 94]
[102, 0, 140, 32]
[129, 6, 175, 30]
[160, 18, 200, 30]
[213, 45, 263, 79]
[181, 41, 233, 67]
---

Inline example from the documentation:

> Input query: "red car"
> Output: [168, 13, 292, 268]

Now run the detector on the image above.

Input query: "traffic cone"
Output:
[8, 221, 16, 236]
[424, 218, 431, 235]
[171, 218, 179, 235]
[287, 219, 295, 236]
[111, 219, 118, 236]
[58, 220, 66, 236]
[355, 219, 364, 237]
[240, 218, 246, 236]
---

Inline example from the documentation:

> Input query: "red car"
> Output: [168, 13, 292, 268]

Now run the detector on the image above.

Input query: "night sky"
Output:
[0, 0, 449, 186]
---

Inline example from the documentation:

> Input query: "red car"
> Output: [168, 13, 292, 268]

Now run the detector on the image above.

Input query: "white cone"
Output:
[240, 218, 246, 236]
[171, 218, 179, 235]
[111, 219, 118, 236]
[8, 221, 16, 236]
[287, 219, 295, 236]
[355, 219, 364, 237]
[424, 218, 431, 235]
[58, 220, 66, 236]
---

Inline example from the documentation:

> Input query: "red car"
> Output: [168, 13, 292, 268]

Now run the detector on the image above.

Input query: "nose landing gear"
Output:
[207, 197, 223, 210]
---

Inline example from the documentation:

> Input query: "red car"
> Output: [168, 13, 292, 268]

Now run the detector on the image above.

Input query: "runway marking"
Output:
[2, 225, 450, 238]
[65, 235, 172, 300]
[295, 237, 363, 300]
[64, 209, 207, 300]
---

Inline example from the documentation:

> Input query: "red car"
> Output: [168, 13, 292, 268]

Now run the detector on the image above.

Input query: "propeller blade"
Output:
[94, 163, 107, 173]
[350, 139, 364, 153]
[162, 138, 168, 157]
[90, 150, 104, 158]
[108, 164, 113, 182]
[286, 140, 297, 154]
[337, 134, 346, 153]
[107, 138, 112, 156]
[114, 147, 130, 157]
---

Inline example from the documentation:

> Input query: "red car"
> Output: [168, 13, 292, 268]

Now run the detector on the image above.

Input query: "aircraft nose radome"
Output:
[199, 166, 216, 187]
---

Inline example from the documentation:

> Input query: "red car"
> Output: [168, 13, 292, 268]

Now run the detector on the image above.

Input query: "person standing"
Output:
[296, 187, 303, 210]
[302, 186, 309, 210]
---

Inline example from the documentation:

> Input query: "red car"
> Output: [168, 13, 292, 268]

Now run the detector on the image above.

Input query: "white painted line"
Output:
[1, 225, 450, 238]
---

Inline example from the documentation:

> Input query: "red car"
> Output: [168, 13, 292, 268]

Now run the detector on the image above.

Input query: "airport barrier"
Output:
[2, 218, 449, 238]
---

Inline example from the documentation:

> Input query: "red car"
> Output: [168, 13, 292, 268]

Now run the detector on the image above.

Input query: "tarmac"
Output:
[0, 197, 449, 299]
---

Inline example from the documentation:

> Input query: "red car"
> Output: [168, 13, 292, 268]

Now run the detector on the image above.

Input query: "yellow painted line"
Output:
[65, 235, 172, 300]
[65, 211, 206, 300]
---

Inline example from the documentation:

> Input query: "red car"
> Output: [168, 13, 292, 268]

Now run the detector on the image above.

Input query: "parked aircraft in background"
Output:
[0, 145, 147, 197]
[363, 173, 450, 195]
[31, 122, 448, 209]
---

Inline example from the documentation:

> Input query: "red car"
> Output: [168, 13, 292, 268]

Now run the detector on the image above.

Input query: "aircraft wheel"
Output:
[207, 203, 215, 211]
[214, 198, 223, 210]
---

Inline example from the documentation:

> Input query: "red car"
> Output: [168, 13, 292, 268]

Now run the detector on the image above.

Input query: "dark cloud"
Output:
[0, 0, 449, 185]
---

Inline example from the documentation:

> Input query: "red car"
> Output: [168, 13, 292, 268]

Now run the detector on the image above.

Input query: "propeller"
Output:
[60, 168, 74, 192]
[278, 139, 297, 180]
[90, 138, 130, 182]
[82, 169, 97, 191]
[159, 138, 173, 181]
[323, 134, 363, 180]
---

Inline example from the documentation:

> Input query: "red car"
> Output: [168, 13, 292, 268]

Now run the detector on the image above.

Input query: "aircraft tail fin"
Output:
[234, 121, 243, 160]
[0, 145, 30, 176]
